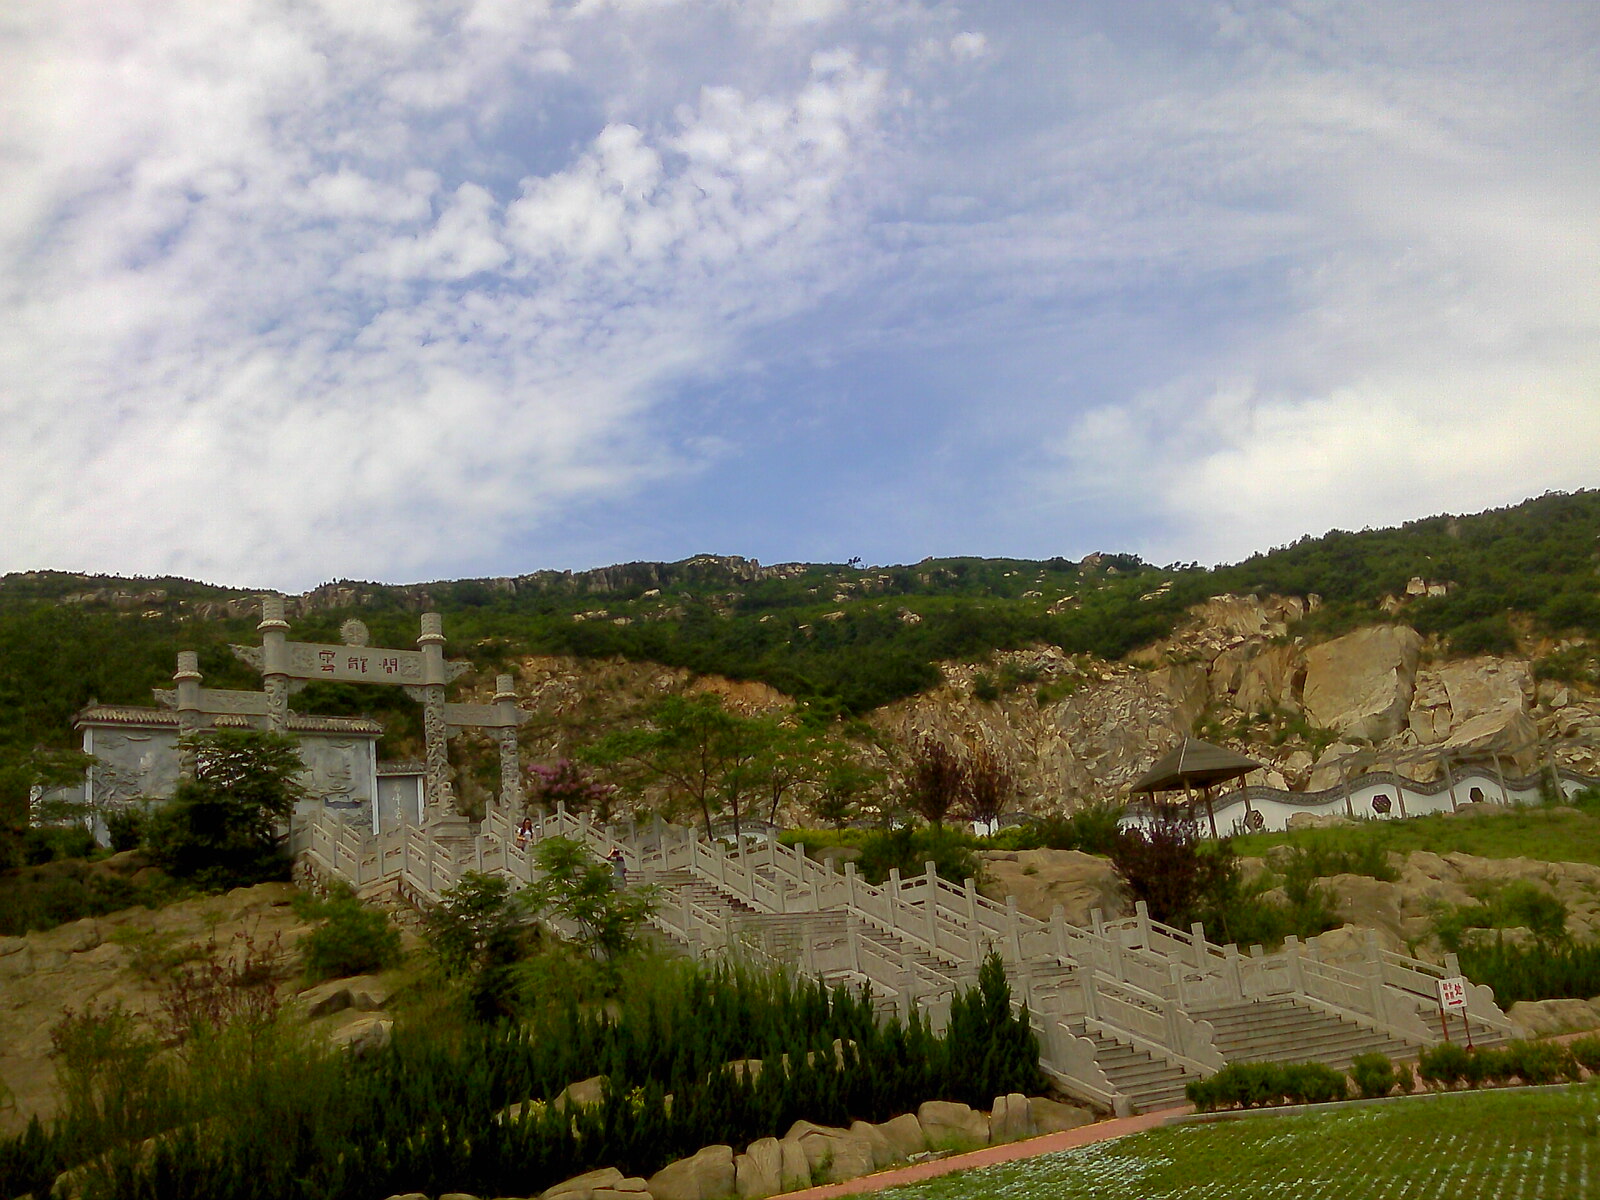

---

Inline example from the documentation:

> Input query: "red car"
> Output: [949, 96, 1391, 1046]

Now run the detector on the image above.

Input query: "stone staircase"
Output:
[1191, 997, 1421, 1070]
[1060, 1020, 1201, 1111]
[292, 806, 1520, 1117]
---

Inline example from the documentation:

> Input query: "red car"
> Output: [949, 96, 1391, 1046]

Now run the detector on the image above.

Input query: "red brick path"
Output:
[780, 1107, 1190, 1199]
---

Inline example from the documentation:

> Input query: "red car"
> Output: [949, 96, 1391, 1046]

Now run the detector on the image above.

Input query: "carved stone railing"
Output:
[293, 802, 1517, 1115]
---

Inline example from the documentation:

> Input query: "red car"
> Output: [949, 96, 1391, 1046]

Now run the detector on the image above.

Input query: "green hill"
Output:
[3, 489, 1599, 762]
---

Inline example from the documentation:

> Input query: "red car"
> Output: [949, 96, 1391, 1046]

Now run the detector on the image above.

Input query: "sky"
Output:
[3, 1, 1598, 592]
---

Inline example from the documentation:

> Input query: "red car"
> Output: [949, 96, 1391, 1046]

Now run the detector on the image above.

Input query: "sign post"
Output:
[1438, 975, 1471, 1048]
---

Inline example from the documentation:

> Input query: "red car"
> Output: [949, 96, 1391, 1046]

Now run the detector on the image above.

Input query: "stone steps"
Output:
[1060, 1019, 1199, 1112]
[1193, 997, 1421, 1069]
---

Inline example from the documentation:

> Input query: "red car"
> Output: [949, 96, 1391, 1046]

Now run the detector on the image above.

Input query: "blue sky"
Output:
[3, 1, 1597, 590]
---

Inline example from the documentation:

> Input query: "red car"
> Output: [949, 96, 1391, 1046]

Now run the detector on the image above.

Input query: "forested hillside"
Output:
[3, 489, 1598, 766]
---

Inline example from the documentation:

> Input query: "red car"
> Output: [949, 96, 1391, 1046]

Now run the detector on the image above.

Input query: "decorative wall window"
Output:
[1372, 794, 1392, 814]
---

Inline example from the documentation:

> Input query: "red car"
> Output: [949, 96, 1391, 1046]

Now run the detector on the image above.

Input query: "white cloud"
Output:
[0, 0, 931, 587]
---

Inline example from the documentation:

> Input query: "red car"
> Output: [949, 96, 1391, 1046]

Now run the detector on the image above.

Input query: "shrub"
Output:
[1418, 1042, 1471, 1089]
[1111, 815, 1237, 927]
[1186, 1060, 1348, 1111]
[105, 806, 149, 852]
[1284, 1062, 1348, 1104]
[21, 824, 96, 865]
[1570, 1034, 1600, 1073]
[298, 887, 403, 982]
[1463, 1046, 1514, 1087]
[1350, 1052, 1401, 1099]
[856, 824, 981, 886]
[1506, 1039, 1578, 1085]
[144, 730, 306, 890]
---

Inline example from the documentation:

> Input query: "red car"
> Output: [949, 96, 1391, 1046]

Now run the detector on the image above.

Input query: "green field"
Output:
[1230, 792, 1600, 868]
[856, 1086, 1600, 1199]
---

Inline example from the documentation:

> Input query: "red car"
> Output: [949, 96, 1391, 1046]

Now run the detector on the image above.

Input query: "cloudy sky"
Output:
[3, 1, 1597, 591]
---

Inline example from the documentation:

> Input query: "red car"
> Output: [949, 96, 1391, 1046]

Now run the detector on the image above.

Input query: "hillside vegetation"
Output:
[3, 490, 1597, 758]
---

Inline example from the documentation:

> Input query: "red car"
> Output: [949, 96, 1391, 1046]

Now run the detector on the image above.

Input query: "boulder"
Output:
[545, 1167, 625, 1199]
[1321, 876, 1406, 944]
[647, 1144, 734, 1200]
[734, 1136, 783, 1199]
[1028, 1097, 1094, 1134]
[298, 980, 354, 1019]
[327, 1014, 392, 1056]
[781, 1121, 875, 1185]
[988, 1093, 1033, 1144]
[1302, 626, 1422, 741]
[594, 1180, 651, 1198]
[777, 1134, 811, 1192]
[1508, 999, 1600, 1038]
[555, 1074, 608, 1110]
[849, 1119, 898, 1169]
[978, 849, 1128, 925]
[1439, 658, 1532, 726]
[916, 1100, 988, 1150]
[1441, 709, 1542, 773]
[1307, 742, 1365, 793]
[873, 1112, 927, 1161]
[1232, 643, 1305, 716]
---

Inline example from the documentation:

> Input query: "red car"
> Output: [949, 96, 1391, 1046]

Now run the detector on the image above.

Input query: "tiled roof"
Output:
[74, 705, 382, 735]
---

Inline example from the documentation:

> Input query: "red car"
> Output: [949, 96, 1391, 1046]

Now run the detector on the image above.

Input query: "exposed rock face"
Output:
[1410, 657, 1533, 745]
[978, 850, 1128, 925]
[1303, 626, 1423, 741]
[875, 652, 1209, 806]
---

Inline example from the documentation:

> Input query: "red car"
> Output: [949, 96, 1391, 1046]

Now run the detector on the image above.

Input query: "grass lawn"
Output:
[1230, 793, 1600, 868]
[854, 1086, 1600, 1199]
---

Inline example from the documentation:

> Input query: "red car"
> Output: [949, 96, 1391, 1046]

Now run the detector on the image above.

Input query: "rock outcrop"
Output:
[978, 850, 1128, 925]
[1302, 626, 1423, 741]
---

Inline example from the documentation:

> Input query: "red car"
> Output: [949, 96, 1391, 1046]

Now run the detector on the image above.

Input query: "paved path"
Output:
[781, 1107, 1190, 1199]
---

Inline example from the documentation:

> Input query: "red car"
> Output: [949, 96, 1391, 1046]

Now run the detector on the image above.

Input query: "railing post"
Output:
[1166, 963, 1186, 1047]
[1051, 905, 1069, 962]
[474, 834, 484, 875]
[1225, 943, 1244, 1003]
[965, 877, 983, 962]
[1363, 929, 1387, 1018]
[847, 919, 861, 976]
[1136, 899, 1153, 949]
[1190, 921, 1208, 968]
[924, 862, 940, 946]
[887, 868, 902, 920]
[845, 861, 859, 910]
[1090, 906, 1105, 936]
[1284, 936, 1305, 992]
[1082, 970, 1101, 1023]
[1005, 896, 1023, 963]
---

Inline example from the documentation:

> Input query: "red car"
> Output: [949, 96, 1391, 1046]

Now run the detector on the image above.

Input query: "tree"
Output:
[900, 733, 966, 828]
[422, 871, 528, 1019]
[1109, 813, 1237, 927]
[0, 742, 92, 868]
[584, 694, 779, 839]
[526, 836, 655, 962]
[526, 758, 616, 818]
[810, 750, 884, 829]
[960, 733, 1017, 832]
[144, 729, 307, 890]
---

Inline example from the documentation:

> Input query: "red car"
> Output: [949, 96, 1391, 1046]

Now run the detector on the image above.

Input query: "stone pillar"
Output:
[259, 595, 291, 734]
[174, 651, 204, 774]
[417, 612, 451, 814]
[494, 674, 522, 811]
